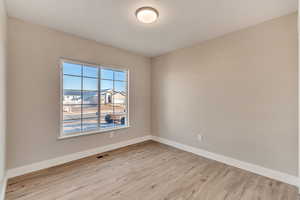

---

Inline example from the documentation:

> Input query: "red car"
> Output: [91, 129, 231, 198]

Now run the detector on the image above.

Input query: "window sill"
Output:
[58, 125, 131, 140]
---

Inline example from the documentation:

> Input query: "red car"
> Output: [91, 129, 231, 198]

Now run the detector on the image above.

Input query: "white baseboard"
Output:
[0, 177, 7, 200]
[151, 136, 299, 187]
[6, 135, 152, 179]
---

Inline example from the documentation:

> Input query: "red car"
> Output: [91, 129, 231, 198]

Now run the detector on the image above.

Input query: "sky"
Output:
[63, 62, 127, 92]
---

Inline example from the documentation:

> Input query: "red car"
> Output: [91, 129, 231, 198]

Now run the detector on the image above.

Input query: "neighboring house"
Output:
[63, 90, 81, 105]
[113, 92, 126, 104]
[63, 89, 126, 106]
[63, 90, 81, 113]
[101, 89, 126, 105]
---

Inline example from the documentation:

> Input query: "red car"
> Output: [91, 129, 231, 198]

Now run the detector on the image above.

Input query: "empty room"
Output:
[0, 0, 299, 199]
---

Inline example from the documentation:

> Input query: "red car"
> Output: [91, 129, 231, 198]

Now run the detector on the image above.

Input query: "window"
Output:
[60, 59, 129, 138]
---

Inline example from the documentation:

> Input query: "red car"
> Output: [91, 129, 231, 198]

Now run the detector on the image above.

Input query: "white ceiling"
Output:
[6, 0, 298, 57]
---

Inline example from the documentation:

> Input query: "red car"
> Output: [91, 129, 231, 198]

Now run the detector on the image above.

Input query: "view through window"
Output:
[61, 60, 128, 137]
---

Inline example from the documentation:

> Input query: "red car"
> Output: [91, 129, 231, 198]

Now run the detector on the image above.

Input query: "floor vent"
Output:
[97, 154, 109, 159]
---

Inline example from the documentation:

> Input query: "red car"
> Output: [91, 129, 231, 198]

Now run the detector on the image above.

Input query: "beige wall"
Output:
[7, 13, 298, 176]
[152, 13, 298, 175]
[0, 0, 6, 186]
[7, 18, 151, 169]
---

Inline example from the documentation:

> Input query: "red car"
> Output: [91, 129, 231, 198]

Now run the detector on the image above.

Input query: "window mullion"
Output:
[80, 64, 83, 132]
[113, 71, 115, 128]
[126, 71, 128, 126]
[98, 66, 101, 129]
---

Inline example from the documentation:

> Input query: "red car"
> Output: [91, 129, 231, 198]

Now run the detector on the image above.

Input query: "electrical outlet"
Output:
[197, 134, 203, 142]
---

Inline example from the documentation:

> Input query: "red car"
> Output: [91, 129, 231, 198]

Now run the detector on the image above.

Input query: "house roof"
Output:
[64, 89, 126, 96]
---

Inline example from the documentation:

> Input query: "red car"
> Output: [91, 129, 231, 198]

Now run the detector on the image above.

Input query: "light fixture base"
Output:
[135, 7, 159, 24]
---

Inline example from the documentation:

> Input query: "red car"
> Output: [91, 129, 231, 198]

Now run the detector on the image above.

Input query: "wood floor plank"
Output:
[5, 141, 298, 200]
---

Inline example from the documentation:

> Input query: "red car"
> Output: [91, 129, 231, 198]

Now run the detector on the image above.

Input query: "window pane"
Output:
[100, 115, 114, 129]
[63, 62, 82, 76]
[83, 78, 98, 91]
[83, 66, 98, 78]
[82, 118, 98, 132]
[114, 71, 126, 81]
[63, 105, 81, 120]
[114, 113, 127, 128]
[101, 93, 112, 105]
[101, 103, 113, 115]
[63, 119, 81, 134]
[101, 69, 114, 80]
[100, 103, 114, 129]
[83, 91, 98, 104]
[114, 81, 126, 107]
[63, 90, 81, 104]
[64, 75, 81, 90]
[114, 81, 126, 93]
[82, 105, 98, 118]
[101, 80, 113, 90]
[114, 104, 126, 114]
[101, 80, 113, 105]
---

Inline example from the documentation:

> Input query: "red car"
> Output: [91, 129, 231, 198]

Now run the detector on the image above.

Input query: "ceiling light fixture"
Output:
[135, 7, 159, 24]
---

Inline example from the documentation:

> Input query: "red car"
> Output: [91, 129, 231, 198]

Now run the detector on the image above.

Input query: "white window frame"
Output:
[59, 58, 130, 140]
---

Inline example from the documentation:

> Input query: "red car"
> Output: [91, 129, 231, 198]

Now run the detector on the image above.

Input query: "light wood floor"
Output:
[6, 141, 298, 200]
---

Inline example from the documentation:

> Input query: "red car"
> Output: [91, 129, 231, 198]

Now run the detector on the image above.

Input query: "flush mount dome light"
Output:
[135, 7, 159, 24]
